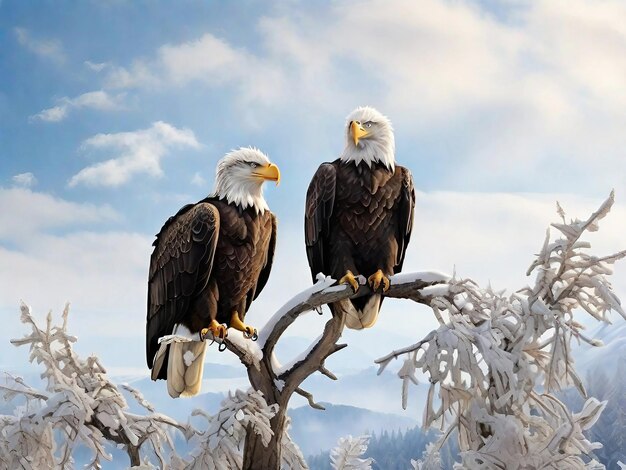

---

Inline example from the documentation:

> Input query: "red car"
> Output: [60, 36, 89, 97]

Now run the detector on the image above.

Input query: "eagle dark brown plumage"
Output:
[305, 107, 415, 329]
[146, 148, 279, 397]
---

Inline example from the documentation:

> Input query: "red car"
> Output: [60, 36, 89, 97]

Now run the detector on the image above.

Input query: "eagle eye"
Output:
[249, 162, 258, 168]
[364, 121, 374, 128]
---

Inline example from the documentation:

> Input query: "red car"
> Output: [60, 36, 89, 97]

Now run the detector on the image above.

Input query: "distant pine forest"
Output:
[308, 358, 626, 470]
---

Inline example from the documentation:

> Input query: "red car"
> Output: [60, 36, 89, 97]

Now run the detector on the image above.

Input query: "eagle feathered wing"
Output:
[146, 202, 220, 369]
[395, 168, 415, 272]
[304, 163, 337, 282]
[247, 214, 277, 309]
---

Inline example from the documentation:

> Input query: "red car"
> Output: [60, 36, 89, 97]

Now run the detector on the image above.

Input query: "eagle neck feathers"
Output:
[211, 182, 268, 215]
[339, 136, 395, 173]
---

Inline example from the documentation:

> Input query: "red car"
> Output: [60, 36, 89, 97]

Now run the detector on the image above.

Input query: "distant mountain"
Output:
[293, 365, 428, 416]
[288, 402, 417, 456]
[575, 321, 626, 372]
[119, 362, 244, 422]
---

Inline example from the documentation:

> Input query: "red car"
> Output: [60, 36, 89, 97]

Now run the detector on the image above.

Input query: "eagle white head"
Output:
[340, 106, 395, 172]
[212, 147, 280, 214]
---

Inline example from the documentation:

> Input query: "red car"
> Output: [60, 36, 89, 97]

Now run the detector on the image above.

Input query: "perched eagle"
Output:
[146, 147, 280, 397]
[305, 106, 415, 330]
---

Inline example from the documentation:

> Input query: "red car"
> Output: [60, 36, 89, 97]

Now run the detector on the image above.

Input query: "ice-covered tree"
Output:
[377, 192, 625, 469]
[2, 192, 624, 469]
[0, 305, 303, 469]
[0, 303, 193, 468]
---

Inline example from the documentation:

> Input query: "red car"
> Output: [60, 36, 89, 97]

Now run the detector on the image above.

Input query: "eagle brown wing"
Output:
[245, 213, 277, 311]
[304, 163, 337, 282]
[395, 167, 415, 272]
[146, 202, 219, 369]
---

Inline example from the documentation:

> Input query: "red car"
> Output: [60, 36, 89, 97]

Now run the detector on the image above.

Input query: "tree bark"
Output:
[127, 445, 141, 467]
[242, 408, 287, 470]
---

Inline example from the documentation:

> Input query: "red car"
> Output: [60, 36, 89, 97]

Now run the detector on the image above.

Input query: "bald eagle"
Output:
[305, 106, 415, 330]
[146, 147, 280, 397]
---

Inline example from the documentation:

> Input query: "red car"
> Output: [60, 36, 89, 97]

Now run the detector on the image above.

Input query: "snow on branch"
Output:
[375, 192, 624, 469]
[182, 387, 306, 470]
[185, 388, 277, 470]
[222, 271, 450, 398]
[0, 303, 195, 469]
[330, 435, 374, 470]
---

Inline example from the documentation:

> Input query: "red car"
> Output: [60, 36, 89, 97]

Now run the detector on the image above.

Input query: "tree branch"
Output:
[223, 271, 450, 373]
[295, 387, 325, 410]
[319, 362, 337, 381]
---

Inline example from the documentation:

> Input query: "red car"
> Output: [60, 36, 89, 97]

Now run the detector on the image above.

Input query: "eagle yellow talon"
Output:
[368, 270, 390, 292]
[229, 311, 257, 341]
[338, 270, 359, 293]
[201, 320, 228, 341]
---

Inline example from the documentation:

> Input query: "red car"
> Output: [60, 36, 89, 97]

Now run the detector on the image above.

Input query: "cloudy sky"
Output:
[1, 0, 626, 377]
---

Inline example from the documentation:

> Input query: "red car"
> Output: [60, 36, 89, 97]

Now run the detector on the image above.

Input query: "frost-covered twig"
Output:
[0, 304, 193, 469]
[377, 192, 625, 469]
[330, 435, 374, 470]
[184, 389, 277, 470]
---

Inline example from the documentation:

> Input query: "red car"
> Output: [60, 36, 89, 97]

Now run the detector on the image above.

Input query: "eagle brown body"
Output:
[145, 147, 280, 398]
[146, 197, 276, 379]
[305, 106, 415, 329]
[305, 159, 415, 328]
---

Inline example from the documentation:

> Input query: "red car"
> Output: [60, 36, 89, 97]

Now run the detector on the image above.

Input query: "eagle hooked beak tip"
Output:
[350, 121, 369, 146]
[252, 162, 281, 186]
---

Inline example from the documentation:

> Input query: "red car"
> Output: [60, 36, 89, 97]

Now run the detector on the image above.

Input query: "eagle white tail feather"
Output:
[166, 340, 207, 398]
[341, 294, 381, 330]
[151, 341, 168, 381]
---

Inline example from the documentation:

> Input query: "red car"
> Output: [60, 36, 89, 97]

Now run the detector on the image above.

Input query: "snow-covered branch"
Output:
[0, 304, 195, 469]
[376, 192, 624, 469]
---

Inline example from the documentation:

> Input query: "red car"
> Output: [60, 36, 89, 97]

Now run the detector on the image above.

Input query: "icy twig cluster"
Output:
[0, 303, 193, 469]
[183, 388, 305, 470]
[378, 192, 624, 469]
[0, 305, 304, 469]
[185, 388, 277, 470]
[330, 435, 374, 470]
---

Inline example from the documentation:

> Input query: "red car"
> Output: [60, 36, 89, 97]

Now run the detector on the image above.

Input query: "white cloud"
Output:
[105, 33, 241, 88]
[31, 105, 68, 122]
[84, 60, 109, 72]
[0, 187, 146, 344]
[30, 90, 126, 123]
[105, 33, 286, 106]
[159, 34, 243, 85]
[11, 172, 37, 188]
[13, 27, 65, 63]
[0, 232, 151, 331]
[0, 187, 119, 243]
[405, 191, 626, 290]
[190, 172, 206, 187]
[68, 121, 201, 188]
[101, 0, 626, 189]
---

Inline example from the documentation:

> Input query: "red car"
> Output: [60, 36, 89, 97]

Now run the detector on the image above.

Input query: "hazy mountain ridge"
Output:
[288, 403, 418, 456]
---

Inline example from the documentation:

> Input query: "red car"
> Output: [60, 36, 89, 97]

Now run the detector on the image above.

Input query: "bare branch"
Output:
[319, 363, 338, 380]
[295, 387, 325, 411]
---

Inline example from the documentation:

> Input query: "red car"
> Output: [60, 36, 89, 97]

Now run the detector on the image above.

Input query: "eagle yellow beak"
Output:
[252, 162, 281, 185]
[350, 121, 369, 146]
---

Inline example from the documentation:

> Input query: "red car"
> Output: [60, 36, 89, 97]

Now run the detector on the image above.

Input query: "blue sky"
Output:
[1, 0, 626, 378]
